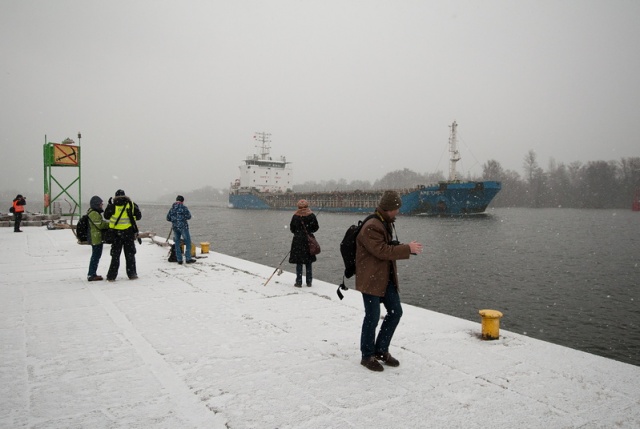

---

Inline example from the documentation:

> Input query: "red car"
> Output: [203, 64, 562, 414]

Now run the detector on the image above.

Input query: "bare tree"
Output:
[482, 159, 504, 180]
[522, 150, 545, 207]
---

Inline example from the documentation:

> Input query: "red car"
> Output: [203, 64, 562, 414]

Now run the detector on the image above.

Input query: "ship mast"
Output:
[253, 132, 272, 160]
[448, 121, 461, 181]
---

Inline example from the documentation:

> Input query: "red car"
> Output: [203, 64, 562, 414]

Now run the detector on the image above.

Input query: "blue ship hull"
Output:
[229, 181, 501, 216]
[402, 181, 501, 215]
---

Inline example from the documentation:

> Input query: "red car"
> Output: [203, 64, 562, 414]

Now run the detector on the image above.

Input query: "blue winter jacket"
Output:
[166, 202, 192, 231]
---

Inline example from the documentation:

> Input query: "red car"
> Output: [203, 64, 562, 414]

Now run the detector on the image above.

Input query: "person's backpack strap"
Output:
[127, 203, 141, 244]
[87, 209, 96, 229]
[112, 205, 126, 226]
[337, 276, 348, 300]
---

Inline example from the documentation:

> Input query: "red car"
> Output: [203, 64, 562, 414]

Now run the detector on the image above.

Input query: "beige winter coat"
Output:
[355, 211, 411, 297]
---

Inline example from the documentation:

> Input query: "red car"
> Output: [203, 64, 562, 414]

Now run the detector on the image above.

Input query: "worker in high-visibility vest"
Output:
[12, 194, 26, 232]
[103, 189, 142, 281]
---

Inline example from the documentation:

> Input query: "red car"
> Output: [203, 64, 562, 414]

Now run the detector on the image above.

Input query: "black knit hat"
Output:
[378, 190, 402, 211]
[115, 189, 125, 197]
[90, 196, 103, 211]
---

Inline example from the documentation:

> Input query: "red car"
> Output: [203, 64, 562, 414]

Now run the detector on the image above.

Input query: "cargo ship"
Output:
[229, 124, 501, 215]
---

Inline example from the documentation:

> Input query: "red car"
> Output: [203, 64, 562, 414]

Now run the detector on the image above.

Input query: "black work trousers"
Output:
[106, 229, 137, 280]
[14, 212, 23, 231]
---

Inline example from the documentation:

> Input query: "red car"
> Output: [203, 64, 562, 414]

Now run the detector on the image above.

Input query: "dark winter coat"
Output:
[288, 213, 319, 264]
[104, 196, 142, 223]
[355, 211, 411, 297]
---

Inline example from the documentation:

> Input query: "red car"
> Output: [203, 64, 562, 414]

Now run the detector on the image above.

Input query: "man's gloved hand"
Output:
[108, 197, 113, 205]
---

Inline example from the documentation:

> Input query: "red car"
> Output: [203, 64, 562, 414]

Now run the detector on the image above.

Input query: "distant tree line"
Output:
[296, 152, 640, 209]
[295, 168, 446, 193]
[156, 186, 228, 205]
[484, 152, 640, 209]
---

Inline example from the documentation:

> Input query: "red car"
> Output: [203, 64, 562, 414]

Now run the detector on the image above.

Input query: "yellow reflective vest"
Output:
[109, 203, 133, 230]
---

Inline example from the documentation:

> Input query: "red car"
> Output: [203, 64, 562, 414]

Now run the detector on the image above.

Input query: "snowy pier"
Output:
[1, 227, 639, 428]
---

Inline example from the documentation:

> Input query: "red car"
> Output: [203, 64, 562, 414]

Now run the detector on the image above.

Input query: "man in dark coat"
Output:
[356, 191, 423, 372]
[288, 199, 319, 287]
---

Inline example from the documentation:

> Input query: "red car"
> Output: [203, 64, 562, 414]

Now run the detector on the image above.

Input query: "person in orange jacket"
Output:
[12, 194, 26, 232]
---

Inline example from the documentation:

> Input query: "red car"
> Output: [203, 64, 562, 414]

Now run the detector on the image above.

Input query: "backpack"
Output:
[168, 244, 177, 262]
[337, 214, 378, 299]
[340, 214, 378, 279]
[76, 215, 90, 243]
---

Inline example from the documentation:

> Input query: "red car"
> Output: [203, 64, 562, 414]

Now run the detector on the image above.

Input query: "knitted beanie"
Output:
[89, 196, 103, 211]
[115, 189, 125, 197]
[297, 199, 309, 209]
[378, 191, 402, 211]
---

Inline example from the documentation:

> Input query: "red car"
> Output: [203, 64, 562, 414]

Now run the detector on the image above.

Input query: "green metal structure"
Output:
[43, 133, 82, 217]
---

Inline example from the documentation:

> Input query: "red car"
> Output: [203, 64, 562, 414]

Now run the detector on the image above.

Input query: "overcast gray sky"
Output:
[1, 0, 639, 203]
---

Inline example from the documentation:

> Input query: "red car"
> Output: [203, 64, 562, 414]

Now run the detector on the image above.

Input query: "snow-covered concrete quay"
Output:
[1, 227, 639, 429]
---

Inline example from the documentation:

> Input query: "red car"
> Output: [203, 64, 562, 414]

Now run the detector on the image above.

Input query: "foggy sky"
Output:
[1, 0, 639, 204]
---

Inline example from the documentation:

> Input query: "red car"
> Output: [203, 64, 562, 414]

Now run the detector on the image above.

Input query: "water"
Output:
[138, 204, 640, 367]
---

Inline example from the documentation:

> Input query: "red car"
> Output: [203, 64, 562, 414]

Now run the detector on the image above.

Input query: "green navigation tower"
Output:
[43, 133, 82, 217]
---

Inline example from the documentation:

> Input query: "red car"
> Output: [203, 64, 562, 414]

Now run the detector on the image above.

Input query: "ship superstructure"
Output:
[230, 132, 292, 201]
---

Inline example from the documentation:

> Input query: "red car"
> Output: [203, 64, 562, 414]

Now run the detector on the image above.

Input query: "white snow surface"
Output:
[1, 227, 639, 429]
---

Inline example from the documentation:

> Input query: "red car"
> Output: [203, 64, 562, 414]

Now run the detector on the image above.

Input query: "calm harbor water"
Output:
[138, 204, 640, 367]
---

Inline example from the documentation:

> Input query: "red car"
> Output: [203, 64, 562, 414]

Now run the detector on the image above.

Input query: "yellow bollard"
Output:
[479, 309, 503, 340]
[200, 242, 210, 254]
[180, 243, 197, 257]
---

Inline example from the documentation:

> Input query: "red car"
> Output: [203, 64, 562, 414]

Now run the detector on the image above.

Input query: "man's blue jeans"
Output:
[88, 243, 103, 278]
[360, 282, 403, 358]
[174, 227, 193, 262]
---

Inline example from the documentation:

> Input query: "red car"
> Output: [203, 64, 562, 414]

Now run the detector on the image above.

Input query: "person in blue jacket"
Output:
[166, 195, 195, 264]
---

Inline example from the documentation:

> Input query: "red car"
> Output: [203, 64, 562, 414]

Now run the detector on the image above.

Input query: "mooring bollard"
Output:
[479, 309, 503, 340]
[180, 243, 197, 257]
[200, 242, 210, 254]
